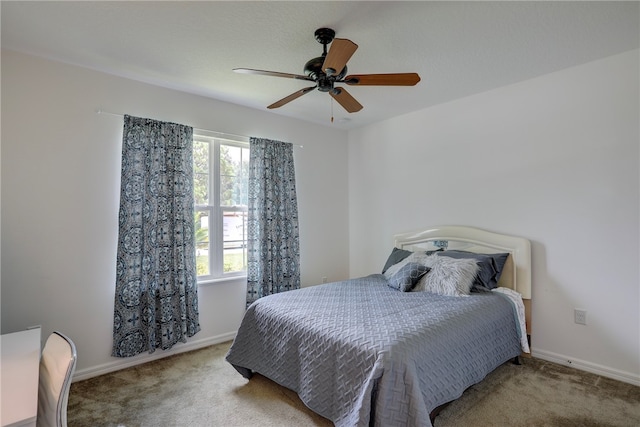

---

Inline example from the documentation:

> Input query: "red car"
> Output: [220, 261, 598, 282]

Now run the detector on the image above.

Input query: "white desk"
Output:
[1, 328, 41, 427]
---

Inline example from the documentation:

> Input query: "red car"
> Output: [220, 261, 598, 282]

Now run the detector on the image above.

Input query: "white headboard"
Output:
[394, 226, 531, 299]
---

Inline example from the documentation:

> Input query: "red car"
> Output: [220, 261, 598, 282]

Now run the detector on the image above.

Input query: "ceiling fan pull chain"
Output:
[331, 97, 334, 123]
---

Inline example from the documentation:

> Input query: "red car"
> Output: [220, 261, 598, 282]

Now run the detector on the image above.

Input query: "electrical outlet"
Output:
[322, 276, 328, 284]
[574, 309, 587, 325]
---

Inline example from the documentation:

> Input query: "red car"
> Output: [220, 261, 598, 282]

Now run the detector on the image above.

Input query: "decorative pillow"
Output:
[436, 250, 509, 291]
[382, 247, 413, 274]
[384, 252, 438, 280]
[419, 256, 479, 296]
[388, 262, 430, 292]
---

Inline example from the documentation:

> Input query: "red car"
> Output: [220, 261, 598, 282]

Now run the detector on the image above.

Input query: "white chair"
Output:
[37, 332, 77, 427]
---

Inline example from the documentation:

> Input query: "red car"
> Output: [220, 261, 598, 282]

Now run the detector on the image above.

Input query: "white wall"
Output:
[3, 47, 638, 385]
[1, 50, 350, 379]
[348, 50, 639, 384]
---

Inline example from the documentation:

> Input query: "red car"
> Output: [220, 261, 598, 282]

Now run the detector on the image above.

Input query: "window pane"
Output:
[220, 144, 248, 207]
[223, 210, 247, 273]
[194, 211, 210, 276]
[193, 173, 209, 206]
[193, 141, 210, 205]
[220, 174, 235, 206]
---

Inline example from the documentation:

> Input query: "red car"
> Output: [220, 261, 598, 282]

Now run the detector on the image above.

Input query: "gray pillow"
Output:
[382, 247, 443, 274]
[388, 262, 430, 292]
[382, 247, 413, 274]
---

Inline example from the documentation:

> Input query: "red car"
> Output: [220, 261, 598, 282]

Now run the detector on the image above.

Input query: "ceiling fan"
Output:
[234, 28, 421, 114]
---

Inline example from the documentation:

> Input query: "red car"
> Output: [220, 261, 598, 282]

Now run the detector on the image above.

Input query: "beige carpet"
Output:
[68, 341, 640, 427]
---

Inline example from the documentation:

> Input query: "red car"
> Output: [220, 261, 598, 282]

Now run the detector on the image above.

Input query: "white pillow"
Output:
[383, 252, 438, 279]
[415, 256, 479, 296]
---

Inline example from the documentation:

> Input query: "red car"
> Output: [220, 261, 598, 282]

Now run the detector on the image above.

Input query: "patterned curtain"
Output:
[113, 115, 200, 357]
[246, 137, 300, 308]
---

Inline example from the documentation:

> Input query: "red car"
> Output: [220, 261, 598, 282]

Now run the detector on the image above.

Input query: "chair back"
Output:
[37, 332, 77, 427]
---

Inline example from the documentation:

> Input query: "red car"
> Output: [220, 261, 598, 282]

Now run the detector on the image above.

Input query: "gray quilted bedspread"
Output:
[225, 274, 521, 427]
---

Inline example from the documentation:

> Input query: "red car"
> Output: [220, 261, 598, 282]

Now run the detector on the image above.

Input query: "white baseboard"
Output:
[531, 348, 640, 386]
[72, 331, 237, 382]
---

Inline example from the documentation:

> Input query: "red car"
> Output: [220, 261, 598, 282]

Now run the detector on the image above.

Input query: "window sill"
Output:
[197, 275, 247, 287]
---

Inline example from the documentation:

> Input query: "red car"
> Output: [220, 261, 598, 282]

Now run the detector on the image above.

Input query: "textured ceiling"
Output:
[2, 1, 638, 130]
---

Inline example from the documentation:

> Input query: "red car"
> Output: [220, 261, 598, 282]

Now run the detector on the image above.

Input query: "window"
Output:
[193, 133, 249, 282]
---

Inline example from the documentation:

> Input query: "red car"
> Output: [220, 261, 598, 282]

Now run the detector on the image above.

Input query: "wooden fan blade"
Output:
[234, 68, 314, 82]
[343, 73, 421, 86]
[322, 38, 358, 76]
[330, 87, 363, 113]
[267, 86, 316, 109]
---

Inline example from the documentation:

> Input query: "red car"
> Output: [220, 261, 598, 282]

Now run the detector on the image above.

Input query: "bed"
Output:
[226, 226, 531, 426]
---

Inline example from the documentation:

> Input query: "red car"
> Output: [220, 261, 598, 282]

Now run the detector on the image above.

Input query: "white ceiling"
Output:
[2, 1, 638, 130]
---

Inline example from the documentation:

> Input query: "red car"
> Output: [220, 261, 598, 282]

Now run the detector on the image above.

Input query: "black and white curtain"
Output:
[113, 115, 200, 357]
[246, 137, 300, 308]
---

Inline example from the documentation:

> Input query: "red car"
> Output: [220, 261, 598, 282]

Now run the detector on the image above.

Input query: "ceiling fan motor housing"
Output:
[304, 57, 348, 92]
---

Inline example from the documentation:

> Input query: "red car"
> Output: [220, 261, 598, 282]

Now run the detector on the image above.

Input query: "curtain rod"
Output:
[95, 109, 303, 148]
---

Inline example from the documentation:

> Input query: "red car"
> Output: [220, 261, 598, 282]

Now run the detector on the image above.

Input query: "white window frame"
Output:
[194, 132, 249, 285]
